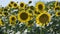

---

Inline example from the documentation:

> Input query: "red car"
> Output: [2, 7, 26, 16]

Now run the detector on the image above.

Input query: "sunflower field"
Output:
[0, 0, 60, 34]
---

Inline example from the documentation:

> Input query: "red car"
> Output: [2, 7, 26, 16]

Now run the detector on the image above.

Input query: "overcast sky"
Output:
[0, 0, 60, 7]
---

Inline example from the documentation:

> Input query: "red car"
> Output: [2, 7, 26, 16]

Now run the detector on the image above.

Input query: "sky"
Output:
[0, 0, 60, 7]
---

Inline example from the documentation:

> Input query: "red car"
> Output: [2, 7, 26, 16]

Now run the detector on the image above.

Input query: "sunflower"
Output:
[28, 6, 40, 17]
[36, 11, 51, 26]
[13, 2, 19, 9]
[18, 10, 31, 23]
[35, 1, 45, 11]
[9, 15, 16, 26]
[54, 6, 60, 11]
[0, 8, 3, 16]
[26, 9, 34, 20]
[29, 6, 35, 10]
[10, 1, 15, 4]
[7, 4, 12, 8]
[7, 1, 18, 9]
[7, 1, 15, 8]
[55, 0, 60, 7]
[56, 11, 60, 16]
[0, 19, 4, 26]
[2, 12, 9, 16]
[4, 7, 8, 11]
[55, 0, 58, 7]
[19, 2, 26, 9]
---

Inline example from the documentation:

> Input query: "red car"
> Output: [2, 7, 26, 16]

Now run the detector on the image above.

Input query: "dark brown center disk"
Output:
[9, 4, 12, 7]
[58, 12, 60, 15]
[4, 12, 8, 16]
[20, 12, 28, 20]
[11, 1, 14, 4]
[39, 14, 49, 23]
[14, 3, 17, 7]
[38, 4, 43, 10]
[11, 17, 15, 21]
[55, 7, 60, 10]
[20, 3, 24, 7]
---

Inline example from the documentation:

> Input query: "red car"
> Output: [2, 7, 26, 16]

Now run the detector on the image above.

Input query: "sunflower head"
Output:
[3, 12, 8, 16]
[7, 1, 15, 8]
[9, 15, 16, 26]
[7, 4, 12, 8]
[8, 1, 18, 9]
[54, 6, 60, 11]
[18, 10, 31, 23]
[35, 2, 45, 11]
[0, 10, 3, 16]
[4, 7, 8, 11]
[56, 11, 60, 16]
[36, 11, 51, 26]
[19, 2, 26, 9]
[55, 1, 59, 7]
[56, 2, 59, 6]
[55, 1, 57, 7]
[10, 1, 15, 4]
[13, 3, 18, 9]
[26, 9, 33, 20]
[29, 6, 35, 10]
